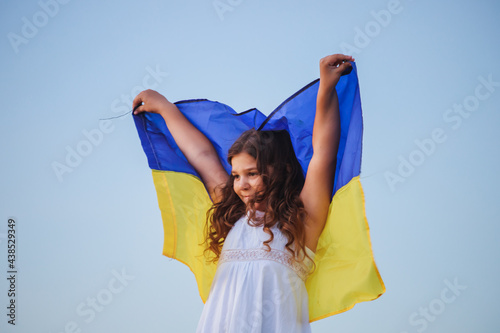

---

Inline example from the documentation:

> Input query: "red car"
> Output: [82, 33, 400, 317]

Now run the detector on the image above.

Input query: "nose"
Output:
[237, 176, 250, 191]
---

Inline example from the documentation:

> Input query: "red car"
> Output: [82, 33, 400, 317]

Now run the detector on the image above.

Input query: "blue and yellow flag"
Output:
[133, 63, 385, 322]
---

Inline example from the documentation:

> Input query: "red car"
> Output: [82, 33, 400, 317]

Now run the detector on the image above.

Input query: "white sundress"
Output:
[196, 212, 315, 333]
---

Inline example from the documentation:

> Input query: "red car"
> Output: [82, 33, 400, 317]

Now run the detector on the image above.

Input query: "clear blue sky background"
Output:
[1, 0, 499, 332]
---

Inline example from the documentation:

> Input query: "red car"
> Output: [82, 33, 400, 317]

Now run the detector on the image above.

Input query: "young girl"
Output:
[133, 54, 354, 332]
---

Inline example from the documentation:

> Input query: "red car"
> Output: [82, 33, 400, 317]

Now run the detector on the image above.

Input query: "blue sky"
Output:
[1, 0, 499, 332]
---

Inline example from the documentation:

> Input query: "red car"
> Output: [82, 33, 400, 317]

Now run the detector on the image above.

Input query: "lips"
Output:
[241, 195, 252, 202]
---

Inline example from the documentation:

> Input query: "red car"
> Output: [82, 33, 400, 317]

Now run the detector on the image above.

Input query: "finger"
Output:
[340, 61, 353, 76]
[133, 103, 144, 115]
[132, 91, 145, 113]
[333, 56, 354, 68]
[323, 54, 354, 66]
[334, 54, 355, 62]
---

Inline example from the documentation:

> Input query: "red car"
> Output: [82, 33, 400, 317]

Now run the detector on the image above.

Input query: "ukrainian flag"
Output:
[133, 63, 385, 322]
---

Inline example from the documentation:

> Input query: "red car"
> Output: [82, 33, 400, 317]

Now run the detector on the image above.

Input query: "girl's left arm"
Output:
[300, 54, 354, 252]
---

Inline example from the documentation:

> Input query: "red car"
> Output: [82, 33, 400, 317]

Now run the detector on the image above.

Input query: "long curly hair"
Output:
[204, 129, 311, 264]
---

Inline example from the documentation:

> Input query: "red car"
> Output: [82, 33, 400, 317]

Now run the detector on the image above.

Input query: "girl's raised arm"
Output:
[300, 54, 354, 252]
[133, 89, 229, 202]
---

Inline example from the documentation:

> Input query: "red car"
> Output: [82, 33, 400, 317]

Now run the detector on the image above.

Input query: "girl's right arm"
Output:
[132, 89, 229, 202]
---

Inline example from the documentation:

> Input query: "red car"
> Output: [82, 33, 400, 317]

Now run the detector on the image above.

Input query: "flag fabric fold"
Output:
[133, 63, 385, 321]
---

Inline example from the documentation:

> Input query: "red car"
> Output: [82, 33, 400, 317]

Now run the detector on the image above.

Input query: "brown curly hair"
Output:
[204, 129, 312, 265]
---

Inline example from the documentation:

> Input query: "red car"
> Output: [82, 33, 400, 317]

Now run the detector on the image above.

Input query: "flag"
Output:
[133, 63, 385, 321]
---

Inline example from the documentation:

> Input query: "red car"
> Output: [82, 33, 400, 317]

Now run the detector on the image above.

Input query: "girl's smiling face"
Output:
[231, 152, 267, 211]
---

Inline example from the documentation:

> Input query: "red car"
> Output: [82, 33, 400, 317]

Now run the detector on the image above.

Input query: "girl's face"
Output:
[231, 152, 267, 211]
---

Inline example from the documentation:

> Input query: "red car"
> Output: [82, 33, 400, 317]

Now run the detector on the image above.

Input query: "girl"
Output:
[132, 54, 354, 332]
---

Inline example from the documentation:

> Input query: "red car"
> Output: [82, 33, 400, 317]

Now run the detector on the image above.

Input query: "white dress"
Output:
[196, 212, 315, 333]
